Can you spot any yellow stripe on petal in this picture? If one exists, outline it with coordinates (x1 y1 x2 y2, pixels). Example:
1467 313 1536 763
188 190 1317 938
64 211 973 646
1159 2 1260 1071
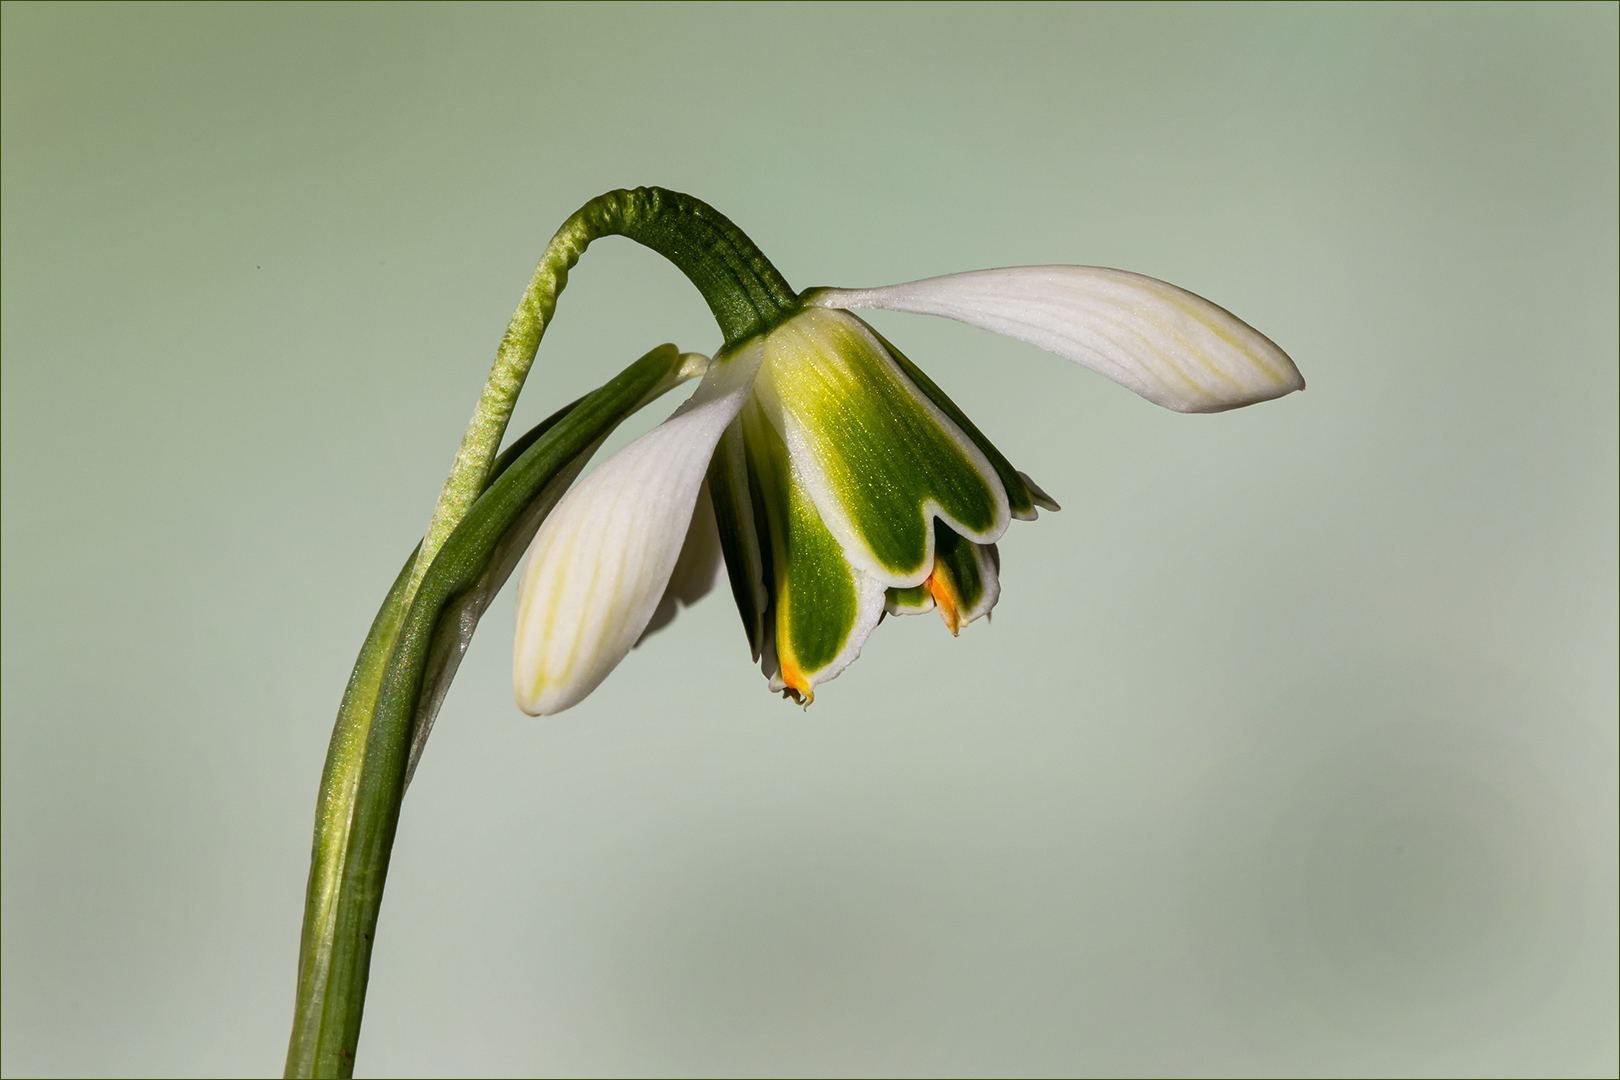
741 394 887 704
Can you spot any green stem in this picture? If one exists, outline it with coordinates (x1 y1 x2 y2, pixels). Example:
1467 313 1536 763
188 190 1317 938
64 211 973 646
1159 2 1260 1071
413 187 797 596
284 547 416 1078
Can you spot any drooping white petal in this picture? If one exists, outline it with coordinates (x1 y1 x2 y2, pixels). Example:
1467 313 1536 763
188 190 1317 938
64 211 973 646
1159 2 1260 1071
513 342 764 715
808 266 1303 413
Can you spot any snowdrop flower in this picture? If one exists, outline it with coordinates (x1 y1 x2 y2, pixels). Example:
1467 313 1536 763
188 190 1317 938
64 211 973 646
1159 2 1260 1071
514 253 1300 714
290 187 1305 1076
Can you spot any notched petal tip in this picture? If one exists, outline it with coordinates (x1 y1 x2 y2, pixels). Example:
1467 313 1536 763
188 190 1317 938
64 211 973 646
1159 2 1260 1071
755 308 1012 586
885 583 936 616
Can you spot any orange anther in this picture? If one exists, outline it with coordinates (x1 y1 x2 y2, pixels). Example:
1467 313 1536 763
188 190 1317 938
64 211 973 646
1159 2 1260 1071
778 656 815 706
925 566 962 636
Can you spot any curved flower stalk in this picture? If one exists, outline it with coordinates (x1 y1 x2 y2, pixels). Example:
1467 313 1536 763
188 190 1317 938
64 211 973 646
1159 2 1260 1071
289 186 1300 1078
514 209 1302 712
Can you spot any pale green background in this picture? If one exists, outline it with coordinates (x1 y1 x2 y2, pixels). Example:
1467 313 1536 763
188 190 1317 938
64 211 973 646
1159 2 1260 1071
2 3 1615 1077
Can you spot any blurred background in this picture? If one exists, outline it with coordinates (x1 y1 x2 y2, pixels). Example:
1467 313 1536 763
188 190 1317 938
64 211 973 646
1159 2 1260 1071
3 3 1615 1076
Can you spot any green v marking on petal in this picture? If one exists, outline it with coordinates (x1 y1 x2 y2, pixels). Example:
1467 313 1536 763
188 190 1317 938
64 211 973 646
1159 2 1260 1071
868 326 1037 520
762 310 1007 580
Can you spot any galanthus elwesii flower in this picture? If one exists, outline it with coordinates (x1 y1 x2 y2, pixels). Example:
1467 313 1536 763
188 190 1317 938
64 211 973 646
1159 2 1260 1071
291 188 1304 1077
514 261 1302 714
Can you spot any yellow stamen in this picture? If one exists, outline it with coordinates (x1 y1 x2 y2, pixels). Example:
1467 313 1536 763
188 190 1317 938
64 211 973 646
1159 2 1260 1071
925 565 961 636
778 656 815 706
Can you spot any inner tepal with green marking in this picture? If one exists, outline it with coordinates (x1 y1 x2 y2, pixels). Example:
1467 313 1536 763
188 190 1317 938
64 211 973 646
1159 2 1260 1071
718 305 1047 703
